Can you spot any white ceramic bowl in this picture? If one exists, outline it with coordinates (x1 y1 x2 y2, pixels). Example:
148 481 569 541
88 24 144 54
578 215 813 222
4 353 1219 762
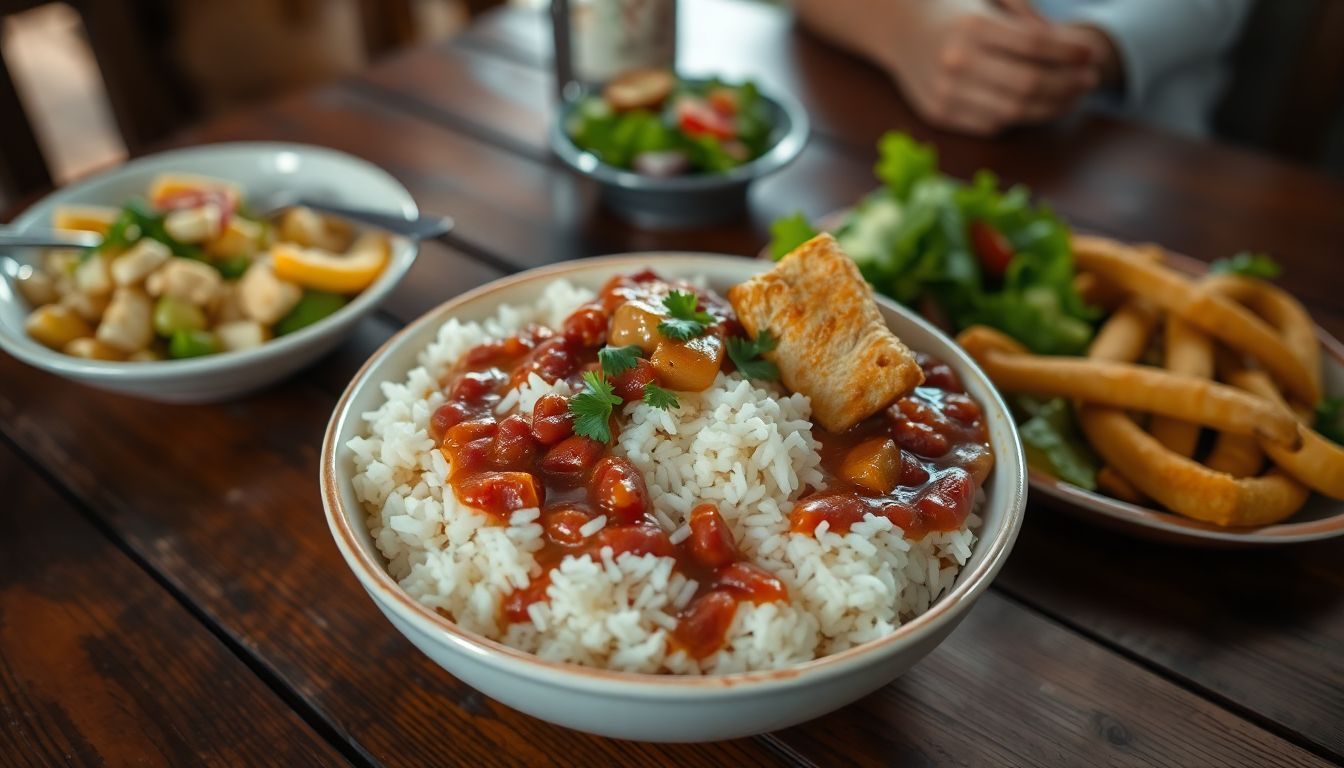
321 254 1027 742
0 142 418 402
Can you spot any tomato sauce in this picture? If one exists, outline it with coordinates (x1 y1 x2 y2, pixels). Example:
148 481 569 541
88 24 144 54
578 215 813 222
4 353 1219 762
426 271 992 660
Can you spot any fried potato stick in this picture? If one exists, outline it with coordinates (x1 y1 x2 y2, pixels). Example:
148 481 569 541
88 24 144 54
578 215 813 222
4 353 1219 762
1097 466 1148 504
1147 318 1213 457
956 326 1300 447
1076 405 1308 526
1070 234 1320 404
1223 368 1344 500
1201 273 1322 402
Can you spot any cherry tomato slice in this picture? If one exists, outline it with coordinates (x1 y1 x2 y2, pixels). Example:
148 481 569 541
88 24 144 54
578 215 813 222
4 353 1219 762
969 220 1014 277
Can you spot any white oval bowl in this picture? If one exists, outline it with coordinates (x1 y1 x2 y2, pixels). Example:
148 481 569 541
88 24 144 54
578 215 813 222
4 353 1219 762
321 254 1027 742
0 142 418 402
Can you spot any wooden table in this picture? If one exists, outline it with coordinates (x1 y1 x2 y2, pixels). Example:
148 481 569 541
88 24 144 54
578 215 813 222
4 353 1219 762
4 1 1343 765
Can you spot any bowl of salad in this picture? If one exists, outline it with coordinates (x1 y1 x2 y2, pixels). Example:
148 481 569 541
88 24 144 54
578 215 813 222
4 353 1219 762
0 142 418 402
551 69 808 228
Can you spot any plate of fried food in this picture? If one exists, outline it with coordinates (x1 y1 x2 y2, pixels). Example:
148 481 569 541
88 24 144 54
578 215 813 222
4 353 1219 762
765 132 1344 545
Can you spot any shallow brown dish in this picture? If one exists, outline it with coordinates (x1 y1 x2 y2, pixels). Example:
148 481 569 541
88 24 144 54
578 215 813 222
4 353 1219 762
762 211 1344 546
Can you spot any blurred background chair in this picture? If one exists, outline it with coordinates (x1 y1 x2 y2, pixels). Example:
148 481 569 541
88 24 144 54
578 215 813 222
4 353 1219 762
1 0 1342 211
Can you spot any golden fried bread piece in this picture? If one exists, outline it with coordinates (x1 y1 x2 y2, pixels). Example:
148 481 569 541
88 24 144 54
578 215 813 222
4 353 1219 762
727 234 923 432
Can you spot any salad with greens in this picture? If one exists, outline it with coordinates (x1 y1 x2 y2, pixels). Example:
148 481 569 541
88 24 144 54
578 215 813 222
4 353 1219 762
566 69 775 176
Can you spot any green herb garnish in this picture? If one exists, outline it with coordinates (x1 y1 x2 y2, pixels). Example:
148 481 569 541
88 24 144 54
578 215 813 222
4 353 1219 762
727 329 780 381
1210 251 1282 279
642 383 679 410
1013 396 1100 490
569 371 622 443
657 290 714 340
1316 397 1344 446
598 344 643 377
769 212 818 259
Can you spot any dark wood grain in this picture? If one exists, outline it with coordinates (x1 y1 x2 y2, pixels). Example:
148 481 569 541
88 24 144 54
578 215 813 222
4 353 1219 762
0 442 347 767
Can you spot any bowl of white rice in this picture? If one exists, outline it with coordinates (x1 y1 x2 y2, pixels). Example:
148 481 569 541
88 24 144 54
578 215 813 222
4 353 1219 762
321 254 1026 742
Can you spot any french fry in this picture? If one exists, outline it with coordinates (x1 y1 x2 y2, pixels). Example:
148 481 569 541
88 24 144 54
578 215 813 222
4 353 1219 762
1223 368 1344 500
1088 299 1157 363
1097 466 1148 504
1076 406 1309 526
956 326 1300 447
1204 433 1264 478
1070 234 1320 405
1147 318 1213 457
1201 273 1322 404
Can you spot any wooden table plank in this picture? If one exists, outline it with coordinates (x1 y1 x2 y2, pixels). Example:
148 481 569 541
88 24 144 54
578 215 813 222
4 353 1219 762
0 443 348 767
2 326 1330 767
446 2 1344 324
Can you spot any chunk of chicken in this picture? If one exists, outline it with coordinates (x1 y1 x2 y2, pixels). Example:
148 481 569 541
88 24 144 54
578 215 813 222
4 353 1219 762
205 216 262 257
163 203 224 244
59 291 110 323
727 233 923 432
209 282 248 324
63 337 126 361
278 206 353 253
146 257 222 306
15 269 57 306
95 288 154 352
73 253 114 297
110 239 171 286
237 261 302 325
215 320 271 352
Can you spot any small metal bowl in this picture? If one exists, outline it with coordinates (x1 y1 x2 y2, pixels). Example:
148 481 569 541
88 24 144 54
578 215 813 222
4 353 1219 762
550 82 809 229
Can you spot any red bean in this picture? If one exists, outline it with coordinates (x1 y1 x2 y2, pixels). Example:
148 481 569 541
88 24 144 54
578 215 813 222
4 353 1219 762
538 436 605 483
562 303 609 347
453 471 544 518
611 358 657 402
589 457 651 524
440 418 498 473
920 360 964 392
591 523 675 559
530 393 574 445
687 503 737 568
714 562 787 604
450 369 506 402
943 393 982 425
789 492 870 534
512 337 578 386
915 468 975 532
489 414 538 468
429 400 473 440
899 449 931 487
542 504 594 546
672 591 738 660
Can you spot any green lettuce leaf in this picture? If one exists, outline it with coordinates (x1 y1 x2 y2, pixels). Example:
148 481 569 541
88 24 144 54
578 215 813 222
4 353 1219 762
768 212 818 259
1014 397 1100 490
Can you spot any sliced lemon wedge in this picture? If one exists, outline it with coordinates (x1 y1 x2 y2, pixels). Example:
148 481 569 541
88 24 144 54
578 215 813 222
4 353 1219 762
270 233 389 294
53 204 119 235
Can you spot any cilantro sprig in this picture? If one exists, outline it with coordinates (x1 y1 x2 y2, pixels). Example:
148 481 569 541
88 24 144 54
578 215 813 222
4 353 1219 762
643 383 679 410
727 329 780 381
569 371 622 443
657 290 715 341
598 344 643 376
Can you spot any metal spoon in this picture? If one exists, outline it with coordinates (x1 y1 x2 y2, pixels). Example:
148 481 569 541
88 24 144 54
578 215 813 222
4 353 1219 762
249 190 455 241
0 230 101 250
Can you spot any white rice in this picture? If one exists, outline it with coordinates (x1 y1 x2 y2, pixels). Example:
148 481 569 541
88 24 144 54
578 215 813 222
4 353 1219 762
349 279 979 674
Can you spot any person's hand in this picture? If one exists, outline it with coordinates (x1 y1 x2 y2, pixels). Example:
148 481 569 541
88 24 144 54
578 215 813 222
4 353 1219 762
880 0 1106 135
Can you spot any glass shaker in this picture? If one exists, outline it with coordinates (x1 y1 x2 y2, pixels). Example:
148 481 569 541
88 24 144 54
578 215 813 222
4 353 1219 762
551 0 678 99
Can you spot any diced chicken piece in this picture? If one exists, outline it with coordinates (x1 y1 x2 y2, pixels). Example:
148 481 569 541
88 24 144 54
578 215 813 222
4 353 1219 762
15 269 57 306
237 261 302 325
43 249 82 279
215 320 270 352
205 216 262 257
128 348 164 362
25 305 93 350
146 257 222 306
650 333 724 391
73 254 114 297
52 204 119 235
110 239 171 286
727 233 924 432
95 288 155 352
209 282 247 324
163 203 224 244
63 337 126 361
278 206 352 252
59 291 110 322
609 299 665 353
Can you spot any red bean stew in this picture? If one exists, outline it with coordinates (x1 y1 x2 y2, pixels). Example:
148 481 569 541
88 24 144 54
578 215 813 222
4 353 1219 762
426 271 993 658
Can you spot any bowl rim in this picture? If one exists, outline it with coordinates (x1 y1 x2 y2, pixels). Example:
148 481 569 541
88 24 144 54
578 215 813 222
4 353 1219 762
0 141 419 381
549 80 810 192
321 253 1027 694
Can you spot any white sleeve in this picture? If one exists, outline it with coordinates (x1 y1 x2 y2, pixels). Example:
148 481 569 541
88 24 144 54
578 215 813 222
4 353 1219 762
1055 0 1254 104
